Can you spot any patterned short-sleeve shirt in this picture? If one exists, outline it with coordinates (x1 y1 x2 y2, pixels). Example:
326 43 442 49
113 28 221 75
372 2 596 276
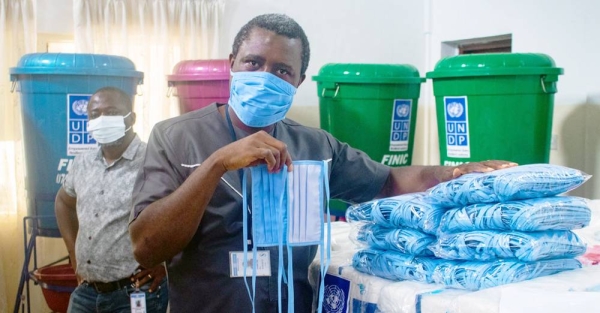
63 135 146 282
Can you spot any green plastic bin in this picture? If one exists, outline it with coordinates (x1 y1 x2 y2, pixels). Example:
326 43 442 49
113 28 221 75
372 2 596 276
313 63 425 216
314 63 425 166
426 53 563 166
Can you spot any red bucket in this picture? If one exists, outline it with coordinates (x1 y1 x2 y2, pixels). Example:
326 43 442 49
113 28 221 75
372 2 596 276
168 59 231 114
33 264 78 313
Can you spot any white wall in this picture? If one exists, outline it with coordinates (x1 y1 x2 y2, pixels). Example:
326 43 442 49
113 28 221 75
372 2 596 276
428 0 600 198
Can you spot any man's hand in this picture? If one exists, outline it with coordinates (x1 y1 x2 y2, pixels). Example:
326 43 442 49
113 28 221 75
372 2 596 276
132 264 167 293
214 130 293 173
381 160 519 197
447 160 518 181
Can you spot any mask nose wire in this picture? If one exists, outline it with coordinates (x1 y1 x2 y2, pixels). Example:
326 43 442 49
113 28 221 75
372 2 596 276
181 163 249 214
180 163 243 198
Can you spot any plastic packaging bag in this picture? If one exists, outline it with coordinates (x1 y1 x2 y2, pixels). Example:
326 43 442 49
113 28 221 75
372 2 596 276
350 222 436 256
345 193 418 225
430 230 586 262
346 192 446 235
438 196 591 234
427 164 590 208
432 258 582 291
352 248 443 283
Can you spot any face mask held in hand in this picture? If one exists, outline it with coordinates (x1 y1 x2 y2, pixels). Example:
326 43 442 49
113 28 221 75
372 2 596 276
241 160 331 313
87 112 132 144
228 71 297 128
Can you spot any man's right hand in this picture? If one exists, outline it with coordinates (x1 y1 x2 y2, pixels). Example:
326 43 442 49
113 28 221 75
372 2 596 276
214 130 293 173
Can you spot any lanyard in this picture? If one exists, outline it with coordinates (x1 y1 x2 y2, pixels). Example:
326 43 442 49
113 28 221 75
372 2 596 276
225 106 245 184
225 105 254 248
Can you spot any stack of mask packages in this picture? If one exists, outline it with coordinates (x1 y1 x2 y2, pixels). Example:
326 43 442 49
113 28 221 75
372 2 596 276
346 164 592 295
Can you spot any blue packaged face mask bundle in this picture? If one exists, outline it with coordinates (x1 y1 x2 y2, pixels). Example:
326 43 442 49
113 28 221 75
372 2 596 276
345 199 380 223
432 258 582 291
350 222 436 256
372 193 446 235
438 196 591 234
345 192 446 235
427 164 591 208
430 230 587 262
242 160 330 313
352 248 443 283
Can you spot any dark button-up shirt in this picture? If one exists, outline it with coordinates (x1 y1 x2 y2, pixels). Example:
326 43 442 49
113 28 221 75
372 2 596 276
131 104 389 312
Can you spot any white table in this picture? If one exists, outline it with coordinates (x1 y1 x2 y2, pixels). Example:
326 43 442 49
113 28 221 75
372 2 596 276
310 200 600 313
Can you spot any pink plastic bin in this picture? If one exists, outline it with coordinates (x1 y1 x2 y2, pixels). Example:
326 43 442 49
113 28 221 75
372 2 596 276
168 59 230 114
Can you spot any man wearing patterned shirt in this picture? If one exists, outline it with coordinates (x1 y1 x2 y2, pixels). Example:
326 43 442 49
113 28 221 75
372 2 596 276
55 87 168 313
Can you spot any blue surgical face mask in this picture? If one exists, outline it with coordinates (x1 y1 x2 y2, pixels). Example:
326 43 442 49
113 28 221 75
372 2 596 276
242 160 331 313
229 71 297 128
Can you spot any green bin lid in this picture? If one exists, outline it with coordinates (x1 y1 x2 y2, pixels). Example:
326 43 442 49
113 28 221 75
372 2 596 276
426 53 563 78
10 53 144 79
312 63 425 84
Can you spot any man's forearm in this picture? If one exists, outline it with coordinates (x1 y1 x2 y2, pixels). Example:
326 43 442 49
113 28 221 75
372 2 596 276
130 154 227 268
55 189 79 271
378 161 516 198
379 165 453 198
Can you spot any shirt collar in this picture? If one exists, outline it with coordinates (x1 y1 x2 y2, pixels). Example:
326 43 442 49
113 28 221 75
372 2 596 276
94 134 142 163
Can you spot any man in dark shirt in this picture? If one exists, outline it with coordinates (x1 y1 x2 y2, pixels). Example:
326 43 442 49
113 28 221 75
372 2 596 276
129 13 515 312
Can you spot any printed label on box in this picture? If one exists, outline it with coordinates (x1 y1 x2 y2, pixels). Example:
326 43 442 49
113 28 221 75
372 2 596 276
389 99 412 152
67 94 96 156
322 274 351 313
444 96 470 158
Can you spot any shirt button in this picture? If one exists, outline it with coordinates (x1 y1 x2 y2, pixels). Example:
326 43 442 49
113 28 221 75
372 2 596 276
87 260 91 264
88 236 92 240
99 190 104 195
95 213 99 217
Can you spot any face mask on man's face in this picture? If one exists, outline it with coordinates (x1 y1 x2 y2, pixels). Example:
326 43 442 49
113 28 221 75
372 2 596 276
87 112 132 144
228 71 297 127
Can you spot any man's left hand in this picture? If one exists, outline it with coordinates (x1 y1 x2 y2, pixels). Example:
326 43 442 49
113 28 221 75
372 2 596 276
449 160 518 180
132 264 166 293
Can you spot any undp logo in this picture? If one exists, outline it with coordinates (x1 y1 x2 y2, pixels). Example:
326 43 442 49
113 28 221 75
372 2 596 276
323 284 346 313
72 99 89 116
447 101 464 118
396 103 410 118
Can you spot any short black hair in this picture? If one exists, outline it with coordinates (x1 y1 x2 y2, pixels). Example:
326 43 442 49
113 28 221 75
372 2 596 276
92 86 133 111
232 13 310 75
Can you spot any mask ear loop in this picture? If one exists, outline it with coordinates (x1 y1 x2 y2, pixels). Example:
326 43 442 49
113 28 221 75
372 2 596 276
277 165 288 313
241 170 256 312
317 160 331 313
286 163 302 313
124 112 133 133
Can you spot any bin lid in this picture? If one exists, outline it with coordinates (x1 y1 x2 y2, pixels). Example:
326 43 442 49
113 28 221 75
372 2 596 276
312 63 425 84
10 53 144 78
426 53 563 78
168 59 230 82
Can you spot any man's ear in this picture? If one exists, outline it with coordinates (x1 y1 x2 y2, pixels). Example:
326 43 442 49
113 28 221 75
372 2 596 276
297 74 306 88
228 53 235 70
129 112 137 126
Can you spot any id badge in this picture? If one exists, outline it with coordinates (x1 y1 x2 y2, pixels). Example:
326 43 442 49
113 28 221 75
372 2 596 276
229 250 271 277
130 291 146 313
